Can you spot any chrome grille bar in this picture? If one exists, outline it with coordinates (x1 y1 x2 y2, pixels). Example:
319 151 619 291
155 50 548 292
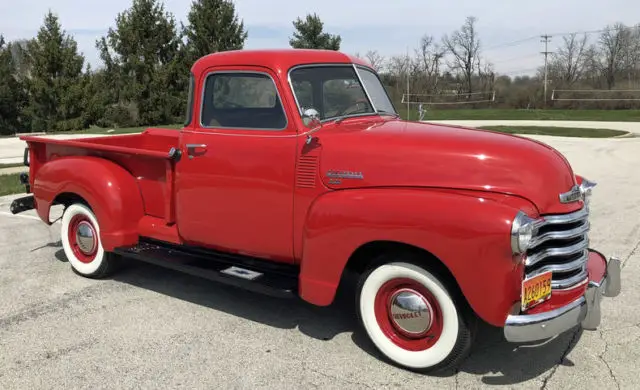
524 206 590 290
525 238 589 267
528 222 590 248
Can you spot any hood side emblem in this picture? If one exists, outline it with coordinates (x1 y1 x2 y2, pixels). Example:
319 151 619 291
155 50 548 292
326 170 364 185
559 185 582 203
326 170 364 179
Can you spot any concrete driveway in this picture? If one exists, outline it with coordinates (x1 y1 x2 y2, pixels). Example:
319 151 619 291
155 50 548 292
0 134 639 389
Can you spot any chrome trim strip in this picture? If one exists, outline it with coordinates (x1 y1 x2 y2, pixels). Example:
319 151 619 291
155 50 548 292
525 237 589 266
352 64 377 113
199 70 289 131
355 65 399 115
528 221 590 249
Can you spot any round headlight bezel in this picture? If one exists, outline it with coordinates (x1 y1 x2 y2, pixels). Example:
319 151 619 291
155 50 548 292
511 211 537 255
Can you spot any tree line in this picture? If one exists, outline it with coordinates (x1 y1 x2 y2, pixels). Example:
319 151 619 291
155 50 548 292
2 2 640 135
0 0 338 135
357 17 640 110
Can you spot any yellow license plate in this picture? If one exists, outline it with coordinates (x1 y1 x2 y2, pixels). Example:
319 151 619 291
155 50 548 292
521 271 552 310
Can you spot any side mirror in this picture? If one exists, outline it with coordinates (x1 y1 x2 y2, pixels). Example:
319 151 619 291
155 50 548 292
302 108 321 129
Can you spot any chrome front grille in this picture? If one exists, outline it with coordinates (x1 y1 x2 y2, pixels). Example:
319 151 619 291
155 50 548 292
524 207 590 290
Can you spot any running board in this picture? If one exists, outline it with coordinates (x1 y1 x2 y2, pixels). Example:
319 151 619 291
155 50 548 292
113 239 299 299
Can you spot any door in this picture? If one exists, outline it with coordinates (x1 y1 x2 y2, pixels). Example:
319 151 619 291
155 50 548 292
175 67 298 263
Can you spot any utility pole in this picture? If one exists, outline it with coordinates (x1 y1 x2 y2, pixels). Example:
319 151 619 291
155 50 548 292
541 34 552 107
406 46 410 120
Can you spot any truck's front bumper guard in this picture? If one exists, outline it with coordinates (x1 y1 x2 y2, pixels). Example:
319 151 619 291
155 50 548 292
504 251 621 343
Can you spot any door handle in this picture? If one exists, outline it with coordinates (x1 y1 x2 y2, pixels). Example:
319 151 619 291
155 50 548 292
186 144 207 158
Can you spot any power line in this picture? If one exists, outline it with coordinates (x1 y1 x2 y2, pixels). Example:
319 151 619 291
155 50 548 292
483 23 640 53
491 53 540 64
484 36 539 51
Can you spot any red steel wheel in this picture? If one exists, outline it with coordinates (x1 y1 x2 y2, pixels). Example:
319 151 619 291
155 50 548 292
61 203 118 278
374 278 444 351
67 214 98 264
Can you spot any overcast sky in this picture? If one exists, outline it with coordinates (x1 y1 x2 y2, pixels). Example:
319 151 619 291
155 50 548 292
1 0 640 76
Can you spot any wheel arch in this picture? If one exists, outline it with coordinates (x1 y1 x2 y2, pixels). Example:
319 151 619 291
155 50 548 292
32 156 144 251
343 240 468 305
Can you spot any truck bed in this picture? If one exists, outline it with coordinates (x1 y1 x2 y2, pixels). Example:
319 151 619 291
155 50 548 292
21 128 180 221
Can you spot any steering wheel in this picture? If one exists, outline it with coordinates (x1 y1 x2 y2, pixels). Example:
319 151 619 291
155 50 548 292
334 99 371 117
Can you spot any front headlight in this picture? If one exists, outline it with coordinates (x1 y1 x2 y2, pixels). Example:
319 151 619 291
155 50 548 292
579 178 597 206
511 211 536 255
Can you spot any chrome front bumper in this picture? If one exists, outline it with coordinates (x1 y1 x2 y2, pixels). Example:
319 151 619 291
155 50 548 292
504 253 621 343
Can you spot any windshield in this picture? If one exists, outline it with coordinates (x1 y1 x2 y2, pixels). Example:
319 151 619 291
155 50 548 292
289 65 397 121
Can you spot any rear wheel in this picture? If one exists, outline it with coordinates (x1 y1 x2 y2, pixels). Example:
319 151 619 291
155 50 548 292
60 203 118 278
356 260 474 373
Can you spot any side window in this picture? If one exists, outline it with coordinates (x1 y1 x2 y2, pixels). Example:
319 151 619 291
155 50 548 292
201 72 287 130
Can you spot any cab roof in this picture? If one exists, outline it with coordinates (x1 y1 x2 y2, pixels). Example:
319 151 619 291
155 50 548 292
191 49 372 76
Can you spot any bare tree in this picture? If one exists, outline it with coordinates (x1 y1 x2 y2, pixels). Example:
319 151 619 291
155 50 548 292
414 34 445 93
618 24 640 88
549 33 589 85
364 50 385 72
442 16 481 95
598 23 628 89
387 54 411 95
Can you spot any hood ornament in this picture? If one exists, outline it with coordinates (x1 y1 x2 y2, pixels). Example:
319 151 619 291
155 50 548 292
559 185 582 204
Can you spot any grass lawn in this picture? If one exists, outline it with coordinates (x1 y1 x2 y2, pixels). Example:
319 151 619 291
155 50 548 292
0 173 25 196
0 163 26 169
478 125 629 138
401 108 640 122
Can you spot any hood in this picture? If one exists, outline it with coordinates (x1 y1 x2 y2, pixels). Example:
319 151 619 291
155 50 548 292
317 117 581 214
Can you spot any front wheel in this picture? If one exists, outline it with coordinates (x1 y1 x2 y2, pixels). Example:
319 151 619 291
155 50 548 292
356 261 474 373
60 203 118 279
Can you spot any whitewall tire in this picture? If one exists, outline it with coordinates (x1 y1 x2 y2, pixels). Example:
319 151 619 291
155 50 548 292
60 203 117 278
356 261 473 373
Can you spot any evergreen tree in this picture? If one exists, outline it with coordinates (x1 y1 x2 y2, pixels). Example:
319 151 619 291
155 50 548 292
184 0 248 63
289 13 341 51
26 11 85 132
0 36 28 135
97 0 182 125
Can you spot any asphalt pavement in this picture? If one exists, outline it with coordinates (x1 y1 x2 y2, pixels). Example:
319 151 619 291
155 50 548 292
0 134 639 389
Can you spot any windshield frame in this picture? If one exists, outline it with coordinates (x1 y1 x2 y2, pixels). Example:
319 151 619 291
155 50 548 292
287 63 398 123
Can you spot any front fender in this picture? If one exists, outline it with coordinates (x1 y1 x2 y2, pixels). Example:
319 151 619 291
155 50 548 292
33 156 144 251
299 188 537 327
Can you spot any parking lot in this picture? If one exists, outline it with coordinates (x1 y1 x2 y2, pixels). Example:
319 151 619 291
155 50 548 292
1 134 639 389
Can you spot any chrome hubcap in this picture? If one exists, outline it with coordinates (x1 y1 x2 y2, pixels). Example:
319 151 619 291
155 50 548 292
389 289 433 336
75 221 96 255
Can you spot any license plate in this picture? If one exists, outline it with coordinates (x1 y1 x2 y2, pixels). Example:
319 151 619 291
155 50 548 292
521 271 552 310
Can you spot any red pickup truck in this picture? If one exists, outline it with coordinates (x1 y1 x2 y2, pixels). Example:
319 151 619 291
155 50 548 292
11 49 621 373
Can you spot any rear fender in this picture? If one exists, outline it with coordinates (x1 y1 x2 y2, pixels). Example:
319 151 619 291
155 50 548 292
299 188 536 327
33 156 144 251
